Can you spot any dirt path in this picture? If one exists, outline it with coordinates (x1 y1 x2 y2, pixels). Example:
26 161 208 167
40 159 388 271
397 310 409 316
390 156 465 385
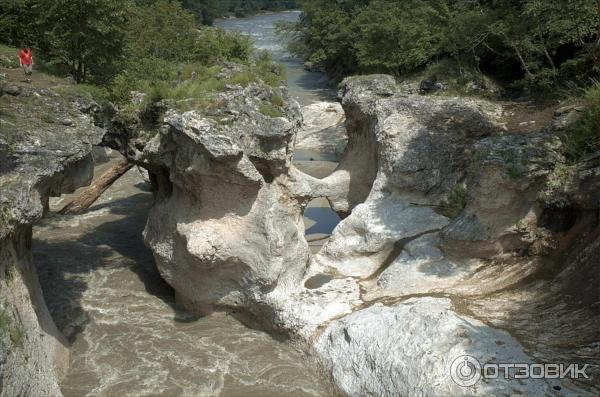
499 100 560 134
2 66 67 90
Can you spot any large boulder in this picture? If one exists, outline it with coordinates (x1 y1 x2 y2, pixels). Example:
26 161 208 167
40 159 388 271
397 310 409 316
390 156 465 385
316 298 563 397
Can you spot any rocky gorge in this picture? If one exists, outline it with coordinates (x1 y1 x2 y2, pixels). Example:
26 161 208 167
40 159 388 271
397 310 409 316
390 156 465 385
109 71 598 395
1 18 599 397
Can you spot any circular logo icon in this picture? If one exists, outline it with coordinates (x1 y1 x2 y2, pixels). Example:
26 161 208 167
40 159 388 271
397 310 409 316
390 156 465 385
450 355 482 387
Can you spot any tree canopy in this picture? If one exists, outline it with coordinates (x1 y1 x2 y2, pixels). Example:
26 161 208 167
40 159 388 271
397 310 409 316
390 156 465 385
286 0 600 92
177 0 299 24
0 0 258 84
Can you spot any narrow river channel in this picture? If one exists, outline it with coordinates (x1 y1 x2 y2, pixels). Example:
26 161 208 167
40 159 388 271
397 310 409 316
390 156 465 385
33 11 340 397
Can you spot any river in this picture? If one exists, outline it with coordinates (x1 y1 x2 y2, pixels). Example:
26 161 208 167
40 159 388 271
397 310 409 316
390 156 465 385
217 12 343 252
215 11 335 107
33 11 340 397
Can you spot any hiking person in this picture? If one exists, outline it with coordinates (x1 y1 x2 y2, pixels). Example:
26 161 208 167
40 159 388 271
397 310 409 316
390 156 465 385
19 48 33 81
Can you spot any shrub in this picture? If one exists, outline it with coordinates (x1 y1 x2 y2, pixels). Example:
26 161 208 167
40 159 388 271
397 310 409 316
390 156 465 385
260 103 284 118
271 94 284 107
110 74 137 104
255 51 285 87
0 44 19 68
437 185 468 219
193 27 252 65
562 84 600 163
229 71 255 87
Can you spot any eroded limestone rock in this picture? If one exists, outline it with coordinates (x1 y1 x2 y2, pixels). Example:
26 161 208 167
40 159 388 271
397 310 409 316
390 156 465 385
306 75 599 394
0 86 104 396
132 83 312 319
311 74 503 278
315 198 449 278
295 101 346 156
115 72 598 395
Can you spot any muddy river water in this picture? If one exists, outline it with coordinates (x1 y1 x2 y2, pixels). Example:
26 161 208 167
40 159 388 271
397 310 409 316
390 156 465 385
33 11 342 397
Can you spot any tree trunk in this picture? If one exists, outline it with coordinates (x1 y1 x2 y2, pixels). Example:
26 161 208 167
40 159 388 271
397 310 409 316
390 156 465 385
76 59 83 83
513 44 534 79
58 159 134 215
596 0 600 71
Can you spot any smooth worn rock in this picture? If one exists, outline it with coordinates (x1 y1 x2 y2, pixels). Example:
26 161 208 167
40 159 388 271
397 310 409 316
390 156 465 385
268 275 362 339
314 198 449 278
61 118 74 126
362 233 481 300
295 101 347 156
316 298 569 397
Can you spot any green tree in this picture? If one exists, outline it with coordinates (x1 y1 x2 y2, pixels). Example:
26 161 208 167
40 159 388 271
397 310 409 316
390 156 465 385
181 0 220 25
36 0 129 84
0 0 40 48
122 0 204 83
290 0 599 92
126 0 197 63
353 0 449 74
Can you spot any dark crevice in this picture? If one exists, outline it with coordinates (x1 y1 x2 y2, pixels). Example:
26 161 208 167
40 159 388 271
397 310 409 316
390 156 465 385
149 167 173 201
249 156 275 183
305 273 334 289
539 205 578 233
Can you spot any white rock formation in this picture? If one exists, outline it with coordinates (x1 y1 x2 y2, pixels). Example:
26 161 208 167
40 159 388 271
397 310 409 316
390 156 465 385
295 101 346 155
142 107 309 318
303 75 597 395
362 233 482 300
316 298 563 397
120 74 597 395
314 198 449 278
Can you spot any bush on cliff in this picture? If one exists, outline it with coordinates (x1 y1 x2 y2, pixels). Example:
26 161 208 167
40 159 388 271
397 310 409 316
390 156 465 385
562 84 600 163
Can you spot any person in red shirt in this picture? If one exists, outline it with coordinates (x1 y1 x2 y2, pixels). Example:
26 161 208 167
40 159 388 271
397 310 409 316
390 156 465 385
19 48 33 80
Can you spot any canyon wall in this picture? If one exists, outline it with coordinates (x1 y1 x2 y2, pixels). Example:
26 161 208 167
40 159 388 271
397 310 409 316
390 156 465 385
306 75 599 396
0 86 104 395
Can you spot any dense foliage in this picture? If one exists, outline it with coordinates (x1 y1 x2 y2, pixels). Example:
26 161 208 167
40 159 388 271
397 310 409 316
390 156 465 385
1 0 131 83
170 0 298 24
563 84 600 162
0 0 257 86
286 0 600 92
0 0 289 125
